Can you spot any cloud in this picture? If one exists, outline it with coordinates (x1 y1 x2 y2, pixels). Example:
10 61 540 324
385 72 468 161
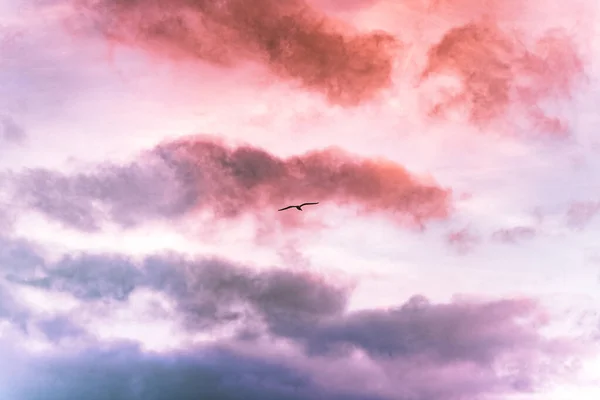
3 242 349 332
0 282 28 331
12 136 452 231
75 0 398 106
36 315 87 342
491 226 536 243
288 295 545 361
12 154 200 232
0 237 585 400
565 201 600 229
445 227 479 254
0 115 26 144
420 21 584 134
5 341 386 400
309 0 380 12
0 236 51 331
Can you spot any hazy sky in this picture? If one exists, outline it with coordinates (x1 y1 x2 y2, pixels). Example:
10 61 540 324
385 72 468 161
1 0 600 399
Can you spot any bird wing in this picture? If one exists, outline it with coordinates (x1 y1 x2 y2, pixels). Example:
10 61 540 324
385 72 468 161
278 205 294 211
299 202 319 207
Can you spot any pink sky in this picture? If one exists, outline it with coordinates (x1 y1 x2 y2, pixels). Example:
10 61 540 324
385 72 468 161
1 0 600 399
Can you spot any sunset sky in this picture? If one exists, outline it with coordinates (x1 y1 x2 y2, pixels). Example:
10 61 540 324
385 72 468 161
1 0 600 399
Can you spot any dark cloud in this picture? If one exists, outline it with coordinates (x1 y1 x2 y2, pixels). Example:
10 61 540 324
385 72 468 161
0 238 580 400
6 341 386 400
13 136 451 231
0 237 45 277
36 315 87 342
4 244 349 331
0 283 28 332
0 237 47 331
75 0 397 106
286 295 542 363
420 21 583 133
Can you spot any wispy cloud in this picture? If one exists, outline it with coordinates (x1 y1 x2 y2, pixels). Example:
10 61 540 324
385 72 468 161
420 22 584 134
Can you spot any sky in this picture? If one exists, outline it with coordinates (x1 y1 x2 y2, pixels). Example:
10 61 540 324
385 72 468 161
1 0 600 399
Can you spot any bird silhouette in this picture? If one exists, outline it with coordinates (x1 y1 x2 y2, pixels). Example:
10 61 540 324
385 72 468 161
278 202 319 211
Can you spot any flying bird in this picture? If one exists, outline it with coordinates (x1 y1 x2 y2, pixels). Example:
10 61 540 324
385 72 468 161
278 202 319 211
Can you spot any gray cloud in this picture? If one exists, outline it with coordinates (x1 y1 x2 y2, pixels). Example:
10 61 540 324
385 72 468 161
2 240 349 332
287 295 542 364
0 282 28 332
12 154 201 231
0 116 26 144
35 315 87 343
0 237 581 400
6 341 385 400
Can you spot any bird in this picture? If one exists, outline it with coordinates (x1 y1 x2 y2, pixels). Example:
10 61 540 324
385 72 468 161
278 202 319 211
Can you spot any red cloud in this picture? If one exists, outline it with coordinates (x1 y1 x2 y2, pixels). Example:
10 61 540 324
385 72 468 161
420 21 584 134
75 0 397 106
158 136 452 227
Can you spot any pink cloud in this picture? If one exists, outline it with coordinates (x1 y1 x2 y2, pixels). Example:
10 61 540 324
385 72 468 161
74 0 398 106
566 201 600 229
14 135 452 231
446 226 480 253
420 21 584 134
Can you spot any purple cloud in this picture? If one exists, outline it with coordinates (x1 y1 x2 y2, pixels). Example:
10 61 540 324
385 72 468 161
0 115 26 144
566 201 600 229
491 226 537 244
11 136 451 232
0 236 581 400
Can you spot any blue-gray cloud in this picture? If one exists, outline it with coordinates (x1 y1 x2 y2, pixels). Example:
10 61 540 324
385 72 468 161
2 238 349 332
0 236 578 400
5 341 385 400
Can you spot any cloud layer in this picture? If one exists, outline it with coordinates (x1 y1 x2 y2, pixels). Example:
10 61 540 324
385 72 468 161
0 238 579 400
